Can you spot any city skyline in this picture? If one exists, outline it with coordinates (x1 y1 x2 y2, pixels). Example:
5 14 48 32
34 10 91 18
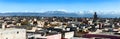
0 0 120 13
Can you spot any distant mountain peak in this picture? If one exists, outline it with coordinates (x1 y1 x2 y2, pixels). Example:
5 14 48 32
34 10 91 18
43 11 67 13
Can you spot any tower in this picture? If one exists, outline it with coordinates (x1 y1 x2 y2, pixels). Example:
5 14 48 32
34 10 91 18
93 12 98 23
94 12 98 19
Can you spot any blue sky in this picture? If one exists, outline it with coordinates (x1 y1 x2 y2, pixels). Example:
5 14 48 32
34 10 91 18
0 0 120 12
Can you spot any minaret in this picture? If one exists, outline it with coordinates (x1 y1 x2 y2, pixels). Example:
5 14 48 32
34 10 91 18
94 12 97 19
93 12 98 23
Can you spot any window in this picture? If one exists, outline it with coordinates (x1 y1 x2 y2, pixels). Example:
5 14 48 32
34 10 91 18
17 31 19 34
6 38 8 39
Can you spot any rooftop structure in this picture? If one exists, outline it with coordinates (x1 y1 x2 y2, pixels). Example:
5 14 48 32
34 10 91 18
0 28 26 39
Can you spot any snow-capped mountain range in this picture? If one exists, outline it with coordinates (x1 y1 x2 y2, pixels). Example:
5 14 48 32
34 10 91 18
0 11 120 18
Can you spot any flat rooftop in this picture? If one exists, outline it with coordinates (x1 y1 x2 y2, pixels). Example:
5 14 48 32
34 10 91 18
0 28 25 32
88 32 120 36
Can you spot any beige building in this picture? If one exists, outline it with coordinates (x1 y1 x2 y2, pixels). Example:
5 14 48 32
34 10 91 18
37 21 45 27
0 28 26 39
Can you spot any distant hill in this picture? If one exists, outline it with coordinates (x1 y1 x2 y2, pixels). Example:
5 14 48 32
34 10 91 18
0 11 119 18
